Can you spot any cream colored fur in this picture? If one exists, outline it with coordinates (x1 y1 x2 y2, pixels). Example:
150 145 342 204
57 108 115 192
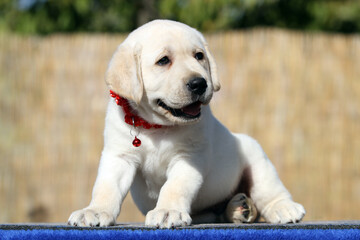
68 20 305 228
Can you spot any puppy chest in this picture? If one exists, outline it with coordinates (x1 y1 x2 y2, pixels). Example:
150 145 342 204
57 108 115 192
140 153 170 193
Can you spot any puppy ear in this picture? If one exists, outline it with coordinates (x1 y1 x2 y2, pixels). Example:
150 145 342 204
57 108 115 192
205 45 221 92
105 43 143 104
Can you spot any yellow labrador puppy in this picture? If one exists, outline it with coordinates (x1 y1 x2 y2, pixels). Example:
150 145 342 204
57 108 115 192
68 20 305 228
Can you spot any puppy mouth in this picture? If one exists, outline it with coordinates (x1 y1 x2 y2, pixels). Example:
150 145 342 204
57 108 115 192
157 100 202 119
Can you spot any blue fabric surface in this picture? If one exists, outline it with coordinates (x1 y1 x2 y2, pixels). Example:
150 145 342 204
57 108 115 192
1 222 360 240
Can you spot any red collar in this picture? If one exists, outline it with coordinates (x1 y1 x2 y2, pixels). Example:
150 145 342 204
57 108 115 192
110 90 162 129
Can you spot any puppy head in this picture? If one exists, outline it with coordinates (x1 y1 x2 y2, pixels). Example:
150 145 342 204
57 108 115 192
105 20 220 125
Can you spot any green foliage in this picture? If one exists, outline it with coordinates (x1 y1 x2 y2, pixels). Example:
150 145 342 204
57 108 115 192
158 0 360 33
0 0 138 34
1 0 360 34
158 0 247 31
309 0 360 33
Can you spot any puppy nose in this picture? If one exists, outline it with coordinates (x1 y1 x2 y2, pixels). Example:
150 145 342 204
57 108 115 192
186 77 207 95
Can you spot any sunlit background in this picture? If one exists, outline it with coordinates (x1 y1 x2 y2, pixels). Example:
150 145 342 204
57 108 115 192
0 0 359 223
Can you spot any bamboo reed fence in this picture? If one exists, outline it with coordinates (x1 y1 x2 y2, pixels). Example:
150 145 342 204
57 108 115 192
0 29 359 223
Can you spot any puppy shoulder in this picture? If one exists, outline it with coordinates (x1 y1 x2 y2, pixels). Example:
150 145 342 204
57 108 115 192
233 133 266 159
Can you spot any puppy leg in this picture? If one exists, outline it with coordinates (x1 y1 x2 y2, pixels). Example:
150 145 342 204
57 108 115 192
239 135 306 223
145 160 203 228
68 154 137 227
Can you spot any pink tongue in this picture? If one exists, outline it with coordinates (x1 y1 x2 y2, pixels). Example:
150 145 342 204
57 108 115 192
182 101 202 116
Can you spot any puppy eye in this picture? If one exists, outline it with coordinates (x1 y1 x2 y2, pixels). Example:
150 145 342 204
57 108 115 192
156 56 170 66
195 52 204 60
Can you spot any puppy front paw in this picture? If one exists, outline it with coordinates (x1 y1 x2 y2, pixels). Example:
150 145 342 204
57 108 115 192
262 199 305 224
68 208 115 227
145 209 191 228
225 193 258 223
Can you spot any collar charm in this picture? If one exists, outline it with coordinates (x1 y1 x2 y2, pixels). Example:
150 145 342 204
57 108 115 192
132 136 141 147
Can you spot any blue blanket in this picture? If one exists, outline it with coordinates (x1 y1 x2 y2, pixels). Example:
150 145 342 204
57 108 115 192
1 221 359 240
